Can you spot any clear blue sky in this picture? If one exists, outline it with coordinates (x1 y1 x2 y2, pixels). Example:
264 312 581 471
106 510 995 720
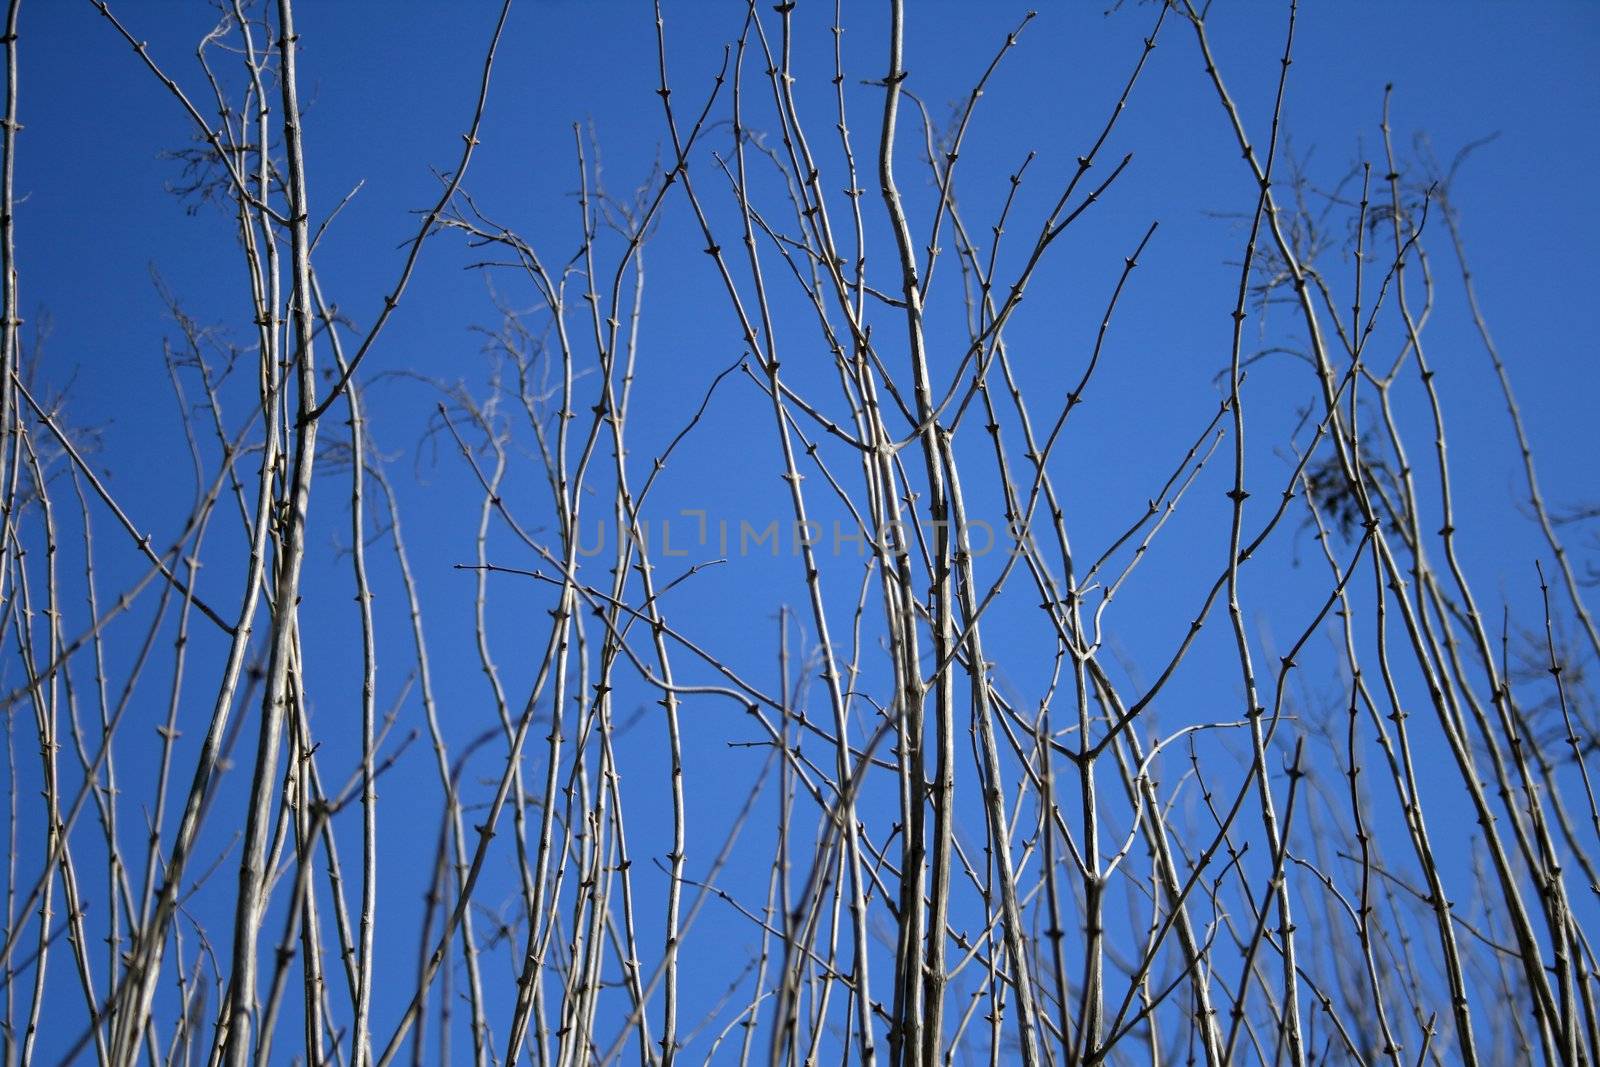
9 1 1599 1061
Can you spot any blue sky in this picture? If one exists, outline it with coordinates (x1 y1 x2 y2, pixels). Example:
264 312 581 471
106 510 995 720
9 1 1600 1061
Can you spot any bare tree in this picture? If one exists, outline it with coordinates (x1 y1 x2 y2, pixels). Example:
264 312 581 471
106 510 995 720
1 2 1596 1065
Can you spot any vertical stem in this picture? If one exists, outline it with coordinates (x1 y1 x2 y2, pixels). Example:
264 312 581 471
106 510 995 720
225 1 319 1060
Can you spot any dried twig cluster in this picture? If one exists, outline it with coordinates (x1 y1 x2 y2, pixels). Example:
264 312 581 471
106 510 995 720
1 2 1596 1066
